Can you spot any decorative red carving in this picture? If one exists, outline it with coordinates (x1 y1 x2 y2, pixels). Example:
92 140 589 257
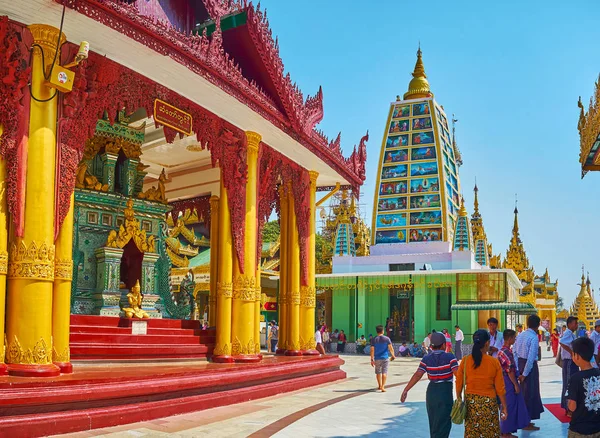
202 0 244 20
168 195 211 230
350 131 368 183
52 50 247 266
256 144 280 265
55 0 366 191
245 4 324 136
0 17 31 236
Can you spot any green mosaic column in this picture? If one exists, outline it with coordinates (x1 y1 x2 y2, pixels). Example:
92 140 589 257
356 280 366 339
94 247 123 316
123 158 139 197
141 252 161 318
100 153 118 192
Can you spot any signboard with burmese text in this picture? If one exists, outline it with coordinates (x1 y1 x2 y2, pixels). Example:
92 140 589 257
154 99 193 136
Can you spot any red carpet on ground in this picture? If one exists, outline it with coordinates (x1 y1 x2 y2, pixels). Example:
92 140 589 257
544 403 571 423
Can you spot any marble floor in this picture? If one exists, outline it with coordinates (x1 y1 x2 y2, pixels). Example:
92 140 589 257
54 348 569 438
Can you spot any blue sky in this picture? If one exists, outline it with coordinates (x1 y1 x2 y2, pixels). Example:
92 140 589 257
260 0 600 306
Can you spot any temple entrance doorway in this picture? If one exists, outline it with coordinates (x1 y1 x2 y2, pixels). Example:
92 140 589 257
388 289 414 343
120 240 143 290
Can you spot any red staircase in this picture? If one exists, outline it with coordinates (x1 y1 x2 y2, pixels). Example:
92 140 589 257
70 315 215 360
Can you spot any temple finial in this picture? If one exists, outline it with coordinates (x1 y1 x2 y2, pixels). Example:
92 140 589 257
473 179 480 215
403 46 433 100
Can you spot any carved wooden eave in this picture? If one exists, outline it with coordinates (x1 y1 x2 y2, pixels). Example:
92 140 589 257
578 76 600 178
54 0 367 189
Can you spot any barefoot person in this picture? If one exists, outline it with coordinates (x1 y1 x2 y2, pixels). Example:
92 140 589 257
498 329 531 437
370 324 396 392
401 332 458 438
457 330 508 437
514 314 545 430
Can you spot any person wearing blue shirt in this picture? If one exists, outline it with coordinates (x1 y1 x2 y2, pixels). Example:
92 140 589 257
370 325 396 392
514 314 545 431
560 316 580 415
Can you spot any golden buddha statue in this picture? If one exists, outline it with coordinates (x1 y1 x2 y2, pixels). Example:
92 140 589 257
122 280 149 319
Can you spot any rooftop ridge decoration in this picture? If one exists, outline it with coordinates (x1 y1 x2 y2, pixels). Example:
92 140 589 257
56 0 366 188
578 76 600 177
245 2 324 135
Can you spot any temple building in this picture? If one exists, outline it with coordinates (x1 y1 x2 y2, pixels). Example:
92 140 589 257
372 47 461 246
569 271 600 330
501 205 559 329
0 1 366 433
316 49 526 344
578 75 600 177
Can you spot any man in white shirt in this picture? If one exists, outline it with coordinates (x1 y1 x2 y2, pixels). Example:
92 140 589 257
454 325 464 360
422 332 431 353
487 317 504 358
560 316 579 413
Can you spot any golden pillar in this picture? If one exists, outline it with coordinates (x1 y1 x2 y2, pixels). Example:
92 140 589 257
0 125 8 375
213 178 233 363
208 195 219 328
255 267 262 354
285 183 301 356
6 24 64 377
276 185 289 354
52 192 74 373
231 132 261 362
300 171 319 355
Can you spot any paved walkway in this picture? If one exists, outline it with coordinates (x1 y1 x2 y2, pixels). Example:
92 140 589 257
56 349 568 437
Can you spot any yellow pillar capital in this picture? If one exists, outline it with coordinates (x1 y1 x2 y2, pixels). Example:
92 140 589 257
245 131 262 152
309 171 319 184
28 24 66 55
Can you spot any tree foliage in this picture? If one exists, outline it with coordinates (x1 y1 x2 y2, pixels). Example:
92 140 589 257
262 220 280 243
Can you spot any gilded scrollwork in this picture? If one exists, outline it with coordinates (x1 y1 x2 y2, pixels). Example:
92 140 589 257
106 199 155 253
6 335 52 364
290 289 301 305
0 249 7 275
53 345 70 363
232 275 256 301
138 168 168 204
8 240 55 281
231 336 256 356
300 285 316 307
54 259 74 281
217 282 233 298
213 342 231 356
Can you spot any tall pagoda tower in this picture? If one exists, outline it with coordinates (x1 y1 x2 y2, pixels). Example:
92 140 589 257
372 48 462 246
570 270 600 329
452 199 473 251
502 205 559 329
471 183 490 266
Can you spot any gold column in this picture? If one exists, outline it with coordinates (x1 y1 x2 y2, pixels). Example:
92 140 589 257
52 192 74 373
300 171 319 354
6 24 64 377
231 132 261 362
0 126 8 375
213 178 233 363
286 182 301 355
208 195 219 328
276 186 288 353
255 267 261 354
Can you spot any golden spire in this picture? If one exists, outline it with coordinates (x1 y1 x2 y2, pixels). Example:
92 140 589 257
511 195 519 243
458 197 468 217
473 182 480 216
403 46 433 100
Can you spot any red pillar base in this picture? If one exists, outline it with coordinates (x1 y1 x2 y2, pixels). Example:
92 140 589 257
8 363 60 377
212 355 235 363
232 354 262 363
54 362 73 374
275 348 287 355
284 350 303 356
0 362 7 375
301 349 320 356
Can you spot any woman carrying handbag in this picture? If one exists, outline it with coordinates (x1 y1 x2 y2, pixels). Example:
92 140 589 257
456 330 508 438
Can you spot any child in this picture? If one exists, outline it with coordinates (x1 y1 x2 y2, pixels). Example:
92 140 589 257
567 337 600 437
